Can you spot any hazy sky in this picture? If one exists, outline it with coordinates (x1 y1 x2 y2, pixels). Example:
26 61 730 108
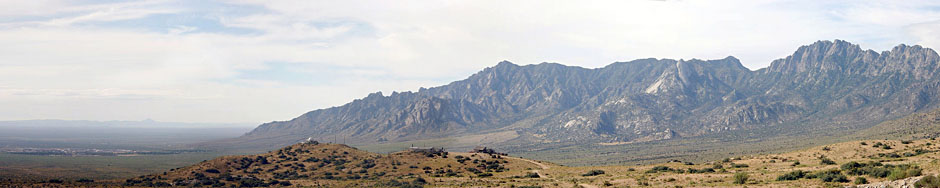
1 0 939 123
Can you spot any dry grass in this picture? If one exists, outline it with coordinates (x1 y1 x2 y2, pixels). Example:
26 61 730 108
10 138 940 187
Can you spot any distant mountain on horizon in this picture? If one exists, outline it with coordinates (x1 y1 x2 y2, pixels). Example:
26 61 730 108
214 40 940 162
0 119 259 129
0 119 256 150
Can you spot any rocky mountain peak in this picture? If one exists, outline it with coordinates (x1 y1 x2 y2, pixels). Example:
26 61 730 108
764 40 868 74
491 61 519 71
366 91 384 98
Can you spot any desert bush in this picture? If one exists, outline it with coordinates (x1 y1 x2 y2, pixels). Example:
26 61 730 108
776 170 806 181
582 170 606 176
646 166 674 173
915 175 940 188
524 172 540 178
887 165 921 180
731 163 749 168
806 169 848 182
819 157 837 165
733 172 748 184
854 177 868 184
712 164 723 169
687 168 715 173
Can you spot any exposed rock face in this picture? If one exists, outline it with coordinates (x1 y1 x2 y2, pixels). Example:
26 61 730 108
849 176 923 188
231 40 940 150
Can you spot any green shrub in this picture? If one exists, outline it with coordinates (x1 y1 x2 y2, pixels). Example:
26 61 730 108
687 168 715 173
733 172 749 184
646 166 675 173
807 169 848 182
854 177 868 184
887 165 921 180
712 164 723 169
841 161 920 179
776 170 806 181
915 175 940 188
413 177 427 185
820 157 837 165
582 170 606 176
524 172 540 178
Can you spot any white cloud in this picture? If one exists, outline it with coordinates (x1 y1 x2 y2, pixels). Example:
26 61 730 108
0 0 939 123
168 25 197 35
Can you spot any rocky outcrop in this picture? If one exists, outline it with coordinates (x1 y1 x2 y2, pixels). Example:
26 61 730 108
849 176 923 188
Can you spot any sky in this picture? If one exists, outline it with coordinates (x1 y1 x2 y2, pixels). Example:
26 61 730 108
1 0 940 123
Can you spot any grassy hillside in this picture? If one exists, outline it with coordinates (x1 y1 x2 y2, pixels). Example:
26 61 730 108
122 142 548 187
13 137 940 187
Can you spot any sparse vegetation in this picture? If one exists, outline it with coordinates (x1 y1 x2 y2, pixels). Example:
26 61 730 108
17 137 940 187
841 161 922 180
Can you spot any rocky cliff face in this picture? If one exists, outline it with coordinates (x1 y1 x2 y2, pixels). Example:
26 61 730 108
232 40 940 149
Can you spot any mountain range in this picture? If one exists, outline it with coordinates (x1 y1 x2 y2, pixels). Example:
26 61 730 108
215 40 940 163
